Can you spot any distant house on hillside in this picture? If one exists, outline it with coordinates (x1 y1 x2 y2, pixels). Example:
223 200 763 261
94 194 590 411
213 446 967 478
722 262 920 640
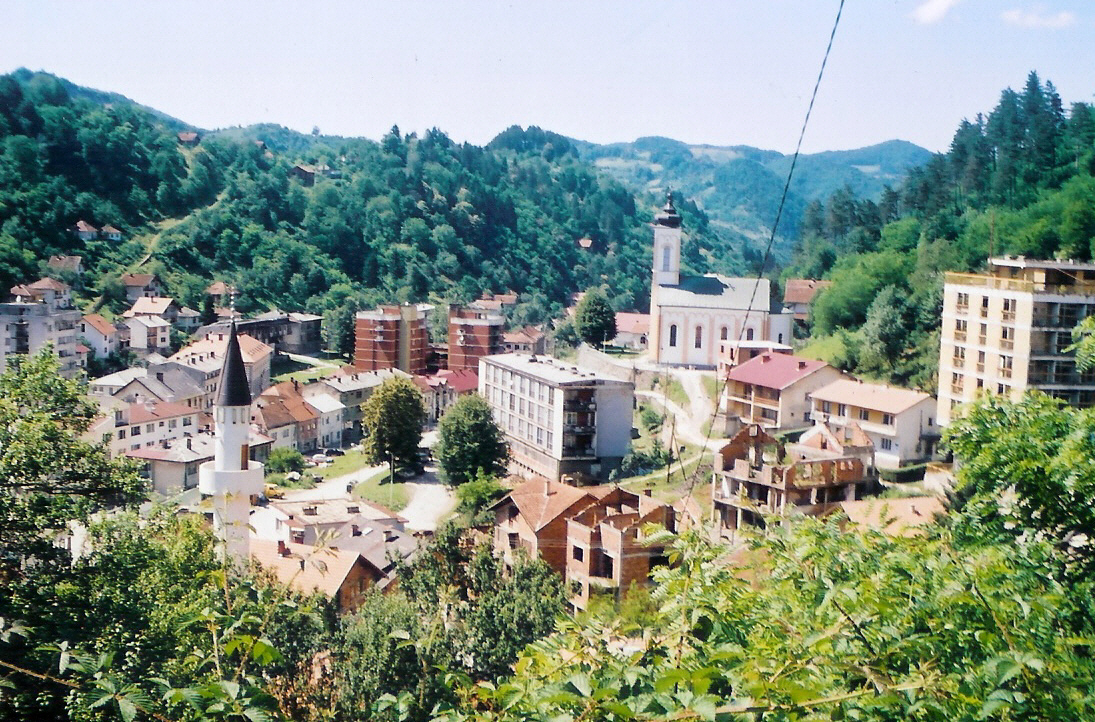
120 273 163 302
100 224 123 242
48 255 84 276
177 131 201 147
612 312 649 350
783 279 832 322
72 220 98 242
289 164 340 187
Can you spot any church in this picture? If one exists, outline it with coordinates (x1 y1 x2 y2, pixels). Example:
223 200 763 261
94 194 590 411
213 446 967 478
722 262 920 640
648 195 792 368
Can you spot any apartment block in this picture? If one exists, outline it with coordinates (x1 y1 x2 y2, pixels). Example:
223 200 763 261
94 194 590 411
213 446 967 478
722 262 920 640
938 257 1095 425
479 354 634 482
448 305 504 372
353 304 431 374
1 279 82 377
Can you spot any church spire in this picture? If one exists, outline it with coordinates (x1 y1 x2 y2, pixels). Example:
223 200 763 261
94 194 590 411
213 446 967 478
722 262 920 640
651 188 682 286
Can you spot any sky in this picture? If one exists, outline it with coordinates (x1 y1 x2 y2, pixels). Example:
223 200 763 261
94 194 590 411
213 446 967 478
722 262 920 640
3 1 1094 154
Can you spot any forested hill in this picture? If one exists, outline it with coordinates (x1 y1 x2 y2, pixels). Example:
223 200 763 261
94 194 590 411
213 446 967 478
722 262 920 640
783 70 1095 392
0 71 757 346
575 135 933 258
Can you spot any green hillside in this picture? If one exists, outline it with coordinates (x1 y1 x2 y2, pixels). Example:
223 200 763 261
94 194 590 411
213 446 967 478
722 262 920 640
576 135 933 259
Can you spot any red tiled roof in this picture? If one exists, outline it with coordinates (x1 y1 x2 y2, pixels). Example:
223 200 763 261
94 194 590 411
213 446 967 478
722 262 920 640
435 368 479 393
503 326 544 345
47 255 82 271
29 277 69 292
727 353 831 391
121 273 157 288
836 497 946 537
100 224 122 235
124 400 196 424
82 314 116 336
75 220 97 233
783 279 832 305
177 131 199 143
615 312 650 335
577 237 593 249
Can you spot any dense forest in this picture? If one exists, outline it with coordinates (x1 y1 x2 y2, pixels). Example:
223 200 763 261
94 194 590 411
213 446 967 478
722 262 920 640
786 71 1095 391
0 70 747 357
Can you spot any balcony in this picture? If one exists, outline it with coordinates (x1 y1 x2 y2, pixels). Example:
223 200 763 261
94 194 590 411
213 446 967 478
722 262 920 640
564 400 596 412
562 446 596 459
954 331 967 342
945 271 1095 296
1002 311 1016 322
565 424 596 434
999 368 1012 379
950 382 963 394
1001 339 1014 351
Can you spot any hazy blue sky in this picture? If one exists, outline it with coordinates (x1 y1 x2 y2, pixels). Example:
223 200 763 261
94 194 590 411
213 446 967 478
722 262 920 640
4 1 1093 153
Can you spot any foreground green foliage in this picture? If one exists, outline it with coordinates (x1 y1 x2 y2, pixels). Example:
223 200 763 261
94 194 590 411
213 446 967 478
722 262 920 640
438 522 1095 721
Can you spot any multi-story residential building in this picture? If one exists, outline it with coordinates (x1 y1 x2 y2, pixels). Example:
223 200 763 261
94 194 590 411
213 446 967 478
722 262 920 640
120 273 162 302
307 392 345 449
449 305 504 372
810 379 939 470
169 331 273 401
79 314 120 359
93 400 200 457
491 479 678 611
125 316 172 355
711 423 876 539
719 353 843 430
125 429 274 495
479 354 634 482
938 256 1095 425
255 381 321 453
353 304 431 374
1 278 82 377
303 367 411 442
199 311 323 355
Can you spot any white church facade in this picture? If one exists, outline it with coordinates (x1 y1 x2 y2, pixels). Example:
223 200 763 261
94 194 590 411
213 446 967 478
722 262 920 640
648 195 793 368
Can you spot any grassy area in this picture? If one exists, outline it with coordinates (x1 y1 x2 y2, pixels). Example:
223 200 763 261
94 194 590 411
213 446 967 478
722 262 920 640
271 354 341 384
701 373 720 404
651 376 689 409
796 332 856 365
310 450 378 479
353 468 410 512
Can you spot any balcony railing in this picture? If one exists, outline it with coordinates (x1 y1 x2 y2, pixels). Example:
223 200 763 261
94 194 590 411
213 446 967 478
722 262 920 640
945 271 1095 295
564 400 596 412
954 331 967 342
1001 339 1014 351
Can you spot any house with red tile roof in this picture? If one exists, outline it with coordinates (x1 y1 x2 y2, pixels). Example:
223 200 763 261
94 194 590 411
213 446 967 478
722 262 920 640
809 379 941 470
612 312 650 349
783 279 832 322
255 381 321 452
502 325 546 354
72 220 98 241
177 131 201 147
120 273 163 302
720 353 843 430
100 224 123 241
80 314 120 358
95 399 200 457
47 255 84 276
250 539 382 613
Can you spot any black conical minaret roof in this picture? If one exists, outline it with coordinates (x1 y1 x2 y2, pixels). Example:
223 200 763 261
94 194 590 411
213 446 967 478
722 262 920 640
217 322 252 407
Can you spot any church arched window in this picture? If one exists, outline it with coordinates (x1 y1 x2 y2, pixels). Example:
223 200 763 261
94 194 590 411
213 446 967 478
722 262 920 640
669 324 677 347
661 245 671 271
746 328 754 341
778 333 784 344
694 326 703 349
720 326 728 340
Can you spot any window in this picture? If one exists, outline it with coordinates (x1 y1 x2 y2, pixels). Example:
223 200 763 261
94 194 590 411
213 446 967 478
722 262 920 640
880 438 893 451
694 326 703 349
957 291 970 308
118 429 127 440
882 413 895 425
720 326 728 340
131 426 141 437
820 401 831 414
746 328 754 341
145 424 154 433
836 404 847 417
858 409 869 421
572 546 584 562
668 324 677 347
508 533 519 550
661 245 671 271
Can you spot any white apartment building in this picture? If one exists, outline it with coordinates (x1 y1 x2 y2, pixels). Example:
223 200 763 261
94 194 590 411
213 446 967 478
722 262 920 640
479 354 635 482
1 279 82 377
938 257 1095 426
810 379 940 470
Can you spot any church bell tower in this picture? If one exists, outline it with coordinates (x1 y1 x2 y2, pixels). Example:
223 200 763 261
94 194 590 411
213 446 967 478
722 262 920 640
651 191 682 287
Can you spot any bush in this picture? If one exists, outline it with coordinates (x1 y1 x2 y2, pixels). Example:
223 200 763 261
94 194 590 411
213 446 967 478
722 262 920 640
266 447 306 474
618 439 672 477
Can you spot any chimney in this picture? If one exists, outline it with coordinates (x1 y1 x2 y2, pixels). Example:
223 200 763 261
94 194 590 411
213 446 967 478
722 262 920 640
383 529 396 542
642 488 653 497
277 539 288 556
798 360 806 369
156 372 164 382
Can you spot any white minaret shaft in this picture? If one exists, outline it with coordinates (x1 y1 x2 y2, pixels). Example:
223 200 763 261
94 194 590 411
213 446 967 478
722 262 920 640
198 322 263 569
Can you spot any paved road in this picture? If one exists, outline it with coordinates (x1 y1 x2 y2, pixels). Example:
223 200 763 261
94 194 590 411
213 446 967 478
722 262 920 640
281 428 455 530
